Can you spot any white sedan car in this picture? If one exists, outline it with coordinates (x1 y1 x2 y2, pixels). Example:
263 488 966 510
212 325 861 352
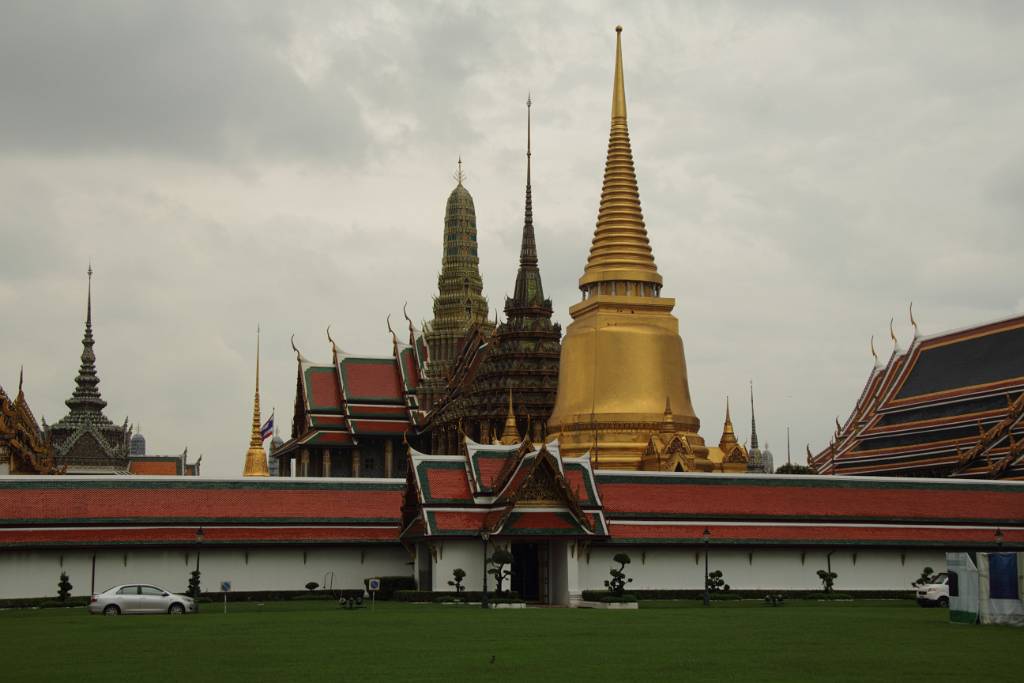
89 584 196 615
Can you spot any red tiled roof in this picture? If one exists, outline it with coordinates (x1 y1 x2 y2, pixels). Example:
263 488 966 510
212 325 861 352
0 480 404 525
429 510 484 534
424 467 473 503
608 523 1024 546
350 419 410 436
307 367 343 411
0 525 399 547
341 358 403 401
128 460 180 476
597 474 1024 525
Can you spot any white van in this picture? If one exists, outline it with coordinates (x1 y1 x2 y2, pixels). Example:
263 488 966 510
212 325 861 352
916 572 950 607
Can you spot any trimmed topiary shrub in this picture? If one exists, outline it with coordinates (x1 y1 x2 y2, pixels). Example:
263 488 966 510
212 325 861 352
488 549 513 595
448 568 466 593
57 572 73 603
604 553 634 597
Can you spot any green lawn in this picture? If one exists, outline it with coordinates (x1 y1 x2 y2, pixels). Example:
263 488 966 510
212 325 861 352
0 600 1019 681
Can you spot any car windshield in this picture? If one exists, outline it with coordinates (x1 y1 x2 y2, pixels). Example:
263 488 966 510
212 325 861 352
933 573 948 585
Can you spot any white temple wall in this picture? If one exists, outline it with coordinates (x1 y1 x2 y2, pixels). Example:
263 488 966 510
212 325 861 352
0 543 951 600
577 546 948 592
427 539 485 592
0 546 410 600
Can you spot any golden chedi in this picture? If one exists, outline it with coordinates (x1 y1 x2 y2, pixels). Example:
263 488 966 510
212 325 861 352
548 26 708 470
243 329 270 477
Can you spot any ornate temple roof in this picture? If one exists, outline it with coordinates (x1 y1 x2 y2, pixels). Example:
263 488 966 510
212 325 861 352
275 328 426 458
811 313 1024 479
401 438 606 540
46 267 129 470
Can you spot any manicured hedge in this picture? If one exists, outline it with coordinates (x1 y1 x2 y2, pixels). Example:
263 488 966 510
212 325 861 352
394 590 520 603
0 597 90 609
581 589 913 601
363 576 416 600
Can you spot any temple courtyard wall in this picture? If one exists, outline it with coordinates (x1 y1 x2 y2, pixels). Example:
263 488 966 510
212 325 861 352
0 474 1020 601
0 546 410 600
0 542 948 600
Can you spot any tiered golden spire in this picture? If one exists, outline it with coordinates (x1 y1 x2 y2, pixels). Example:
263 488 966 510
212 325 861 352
579 26 661 292
499 389 521 445
718 397 738 452
548 26 703 469
243 327 270 477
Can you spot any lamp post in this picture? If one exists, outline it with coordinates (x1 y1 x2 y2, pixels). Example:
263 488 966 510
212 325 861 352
995 527 1004 550
702 527 711 607
481 531 491 609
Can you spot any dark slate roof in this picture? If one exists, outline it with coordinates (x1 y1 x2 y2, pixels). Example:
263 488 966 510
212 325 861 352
813 314 1024 479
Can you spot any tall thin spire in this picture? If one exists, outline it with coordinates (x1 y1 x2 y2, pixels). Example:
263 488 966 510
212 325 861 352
750 380 759 450
579 26 661 292
244 326 269 476
512 94 545 307
65 263 107 415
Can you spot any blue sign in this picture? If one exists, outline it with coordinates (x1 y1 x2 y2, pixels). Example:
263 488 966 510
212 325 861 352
221 581 232 592
368 578 381 592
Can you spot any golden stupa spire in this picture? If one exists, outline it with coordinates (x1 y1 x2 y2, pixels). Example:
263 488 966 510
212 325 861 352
499 388 521 445
579 25 661 292
718 396 738 451
243 326 270 477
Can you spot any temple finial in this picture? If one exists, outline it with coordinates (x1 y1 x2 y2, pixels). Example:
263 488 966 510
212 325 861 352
243 325 269 476
890 317 901 351
749 380 759 450
387 314 398 349
86 262 93 327
454 157 466 185
18 365 23 395
870 335 880 367
725 395 731 422
612 26 626 121
909 302 919 339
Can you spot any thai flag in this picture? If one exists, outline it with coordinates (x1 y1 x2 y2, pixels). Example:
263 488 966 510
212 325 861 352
260 413 274 442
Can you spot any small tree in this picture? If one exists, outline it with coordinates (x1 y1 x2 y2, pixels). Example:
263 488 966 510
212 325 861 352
706 570 730 593
448 568 466 593
57 572 73 603
817 569 838 593
604 553 634 596
305 581 319 592
188 569 202 599
912 567 936 588
488 549 513 595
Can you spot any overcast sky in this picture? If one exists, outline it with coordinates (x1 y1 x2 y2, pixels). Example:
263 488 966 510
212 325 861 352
2 1 1022 477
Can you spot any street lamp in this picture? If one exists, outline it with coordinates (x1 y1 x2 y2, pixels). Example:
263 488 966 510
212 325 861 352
481 531 491 609
995 527 1004 549
702 527 711 607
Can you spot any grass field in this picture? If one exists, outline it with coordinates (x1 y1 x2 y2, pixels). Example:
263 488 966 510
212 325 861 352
1 599 1020 681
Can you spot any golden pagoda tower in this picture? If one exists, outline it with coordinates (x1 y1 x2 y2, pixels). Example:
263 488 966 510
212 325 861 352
243 328 270 477
498 389 522 446
548 26 707 469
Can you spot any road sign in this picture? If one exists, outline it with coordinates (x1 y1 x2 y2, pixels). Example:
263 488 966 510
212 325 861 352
221 581 232 592
368 578 381 592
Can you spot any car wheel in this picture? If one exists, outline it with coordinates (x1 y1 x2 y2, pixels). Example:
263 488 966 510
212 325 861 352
103 605 121 616
168 603 186 615
938 597 949 608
